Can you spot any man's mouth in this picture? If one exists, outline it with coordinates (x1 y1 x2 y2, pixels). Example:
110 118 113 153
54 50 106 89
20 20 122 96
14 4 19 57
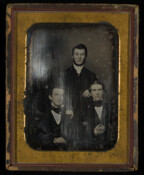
95 96 100 98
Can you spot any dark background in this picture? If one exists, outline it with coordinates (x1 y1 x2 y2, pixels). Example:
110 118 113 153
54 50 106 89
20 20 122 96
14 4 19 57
0 0 144 175
27 23 118 100
25 23 118 151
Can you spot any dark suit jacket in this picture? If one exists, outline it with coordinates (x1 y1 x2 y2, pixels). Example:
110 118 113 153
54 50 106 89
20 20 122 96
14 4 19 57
64 66 97 111
64 66 97 144
25 108 67 150
83 98 112 150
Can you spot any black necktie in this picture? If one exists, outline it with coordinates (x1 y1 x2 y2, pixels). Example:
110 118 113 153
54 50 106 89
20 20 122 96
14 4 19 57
93 100 103 107
51 106 61 114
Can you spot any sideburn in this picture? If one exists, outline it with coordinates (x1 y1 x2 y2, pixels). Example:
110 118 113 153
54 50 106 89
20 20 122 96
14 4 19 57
72 58 86 66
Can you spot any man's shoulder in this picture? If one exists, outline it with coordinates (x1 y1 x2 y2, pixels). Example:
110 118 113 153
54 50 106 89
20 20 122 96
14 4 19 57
65 66 73 72
103 99 112 107
85 97 94 107
83 67 95 75
64 66 75 78
35 108 52 121
64 66 96 78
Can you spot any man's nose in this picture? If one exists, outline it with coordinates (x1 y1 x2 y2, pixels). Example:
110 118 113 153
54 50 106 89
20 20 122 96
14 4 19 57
58 95 63 100
58 95 61 99
96 91 99 95
78 55 81 59
80 54 83 58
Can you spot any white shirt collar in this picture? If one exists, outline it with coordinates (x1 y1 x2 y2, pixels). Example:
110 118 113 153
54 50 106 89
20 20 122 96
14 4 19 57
51 103 64 108
94 106 103 120
73 64 84 75
51 110 61 125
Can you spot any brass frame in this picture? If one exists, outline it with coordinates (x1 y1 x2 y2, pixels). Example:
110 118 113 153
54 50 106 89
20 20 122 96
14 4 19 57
6 4 138 171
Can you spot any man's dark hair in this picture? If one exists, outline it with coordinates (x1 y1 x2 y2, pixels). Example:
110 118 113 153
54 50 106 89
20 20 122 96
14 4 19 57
48 75 65 96
89 80 105 93
48 83 64 96
72 44 88 57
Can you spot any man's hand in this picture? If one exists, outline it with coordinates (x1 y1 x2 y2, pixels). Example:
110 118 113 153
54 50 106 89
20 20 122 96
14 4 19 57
54 137 66 144
83 89 90 97
94 124 105 136
65 109 73 119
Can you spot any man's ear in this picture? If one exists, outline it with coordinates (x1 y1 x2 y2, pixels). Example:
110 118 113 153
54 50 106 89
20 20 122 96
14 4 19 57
49 95 52 100
102 91 105 98
88 89 91 95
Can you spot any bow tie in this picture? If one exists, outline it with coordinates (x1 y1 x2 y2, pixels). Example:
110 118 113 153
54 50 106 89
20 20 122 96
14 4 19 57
51 106 62 114
93 100 103 107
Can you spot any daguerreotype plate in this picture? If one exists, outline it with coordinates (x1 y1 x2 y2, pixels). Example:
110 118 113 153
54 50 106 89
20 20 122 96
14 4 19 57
6 4 138 171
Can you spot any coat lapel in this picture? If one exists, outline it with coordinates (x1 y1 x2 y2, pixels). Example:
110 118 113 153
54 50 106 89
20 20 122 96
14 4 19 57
93 107 101 125
101 105 106 125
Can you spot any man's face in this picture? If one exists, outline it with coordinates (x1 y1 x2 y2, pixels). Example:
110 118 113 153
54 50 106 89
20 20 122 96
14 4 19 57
49 88 64 108
90 84 104 101
73 48 86 66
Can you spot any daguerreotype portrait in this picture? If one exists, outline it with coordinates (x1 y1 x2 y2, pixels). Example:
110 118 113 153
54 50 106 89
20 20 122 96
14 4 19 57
24 23 118 151
6 4 138 171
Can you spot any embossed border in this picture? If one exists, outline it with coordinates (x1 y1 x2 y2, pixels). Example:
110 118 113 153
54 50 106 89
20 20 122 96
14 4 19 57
6 4 138 171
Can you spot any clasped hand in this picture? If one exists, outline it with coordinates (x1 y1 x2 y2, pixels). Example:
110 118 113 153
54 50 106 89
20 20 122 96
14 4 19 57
54 137 66 144
94 124 105 136
83 89 90 97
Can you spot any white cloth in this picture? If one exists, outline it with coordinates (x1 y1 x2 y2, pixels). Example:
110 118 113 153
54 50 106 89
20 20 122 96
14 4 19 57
94 106 103 120
51 110 61 125
73 64 83 75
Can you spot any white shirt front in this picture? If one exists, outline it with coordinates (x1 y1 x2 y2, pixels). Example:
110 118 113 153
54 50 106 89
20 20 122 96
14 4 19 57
51 110 61 125
73 64 84 75
94 106 103 120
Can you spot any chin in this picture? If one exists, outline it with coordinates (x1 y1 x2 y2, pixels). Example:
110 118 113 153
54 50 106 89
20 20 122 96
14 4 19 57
94 98 100 101
55 104 61 108
73 59 85 66
76 62 82 65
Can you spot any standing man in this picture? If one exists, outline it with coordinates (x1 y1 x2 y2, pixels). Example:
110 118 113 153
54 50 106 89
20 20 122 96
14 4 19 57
83 80 117 150
64 44 97 149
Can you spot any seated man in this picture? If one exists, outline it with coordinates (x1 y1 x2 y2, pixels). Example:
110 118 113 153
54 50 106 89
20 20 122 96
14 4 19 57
83 80 117 150
25 82 68 150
